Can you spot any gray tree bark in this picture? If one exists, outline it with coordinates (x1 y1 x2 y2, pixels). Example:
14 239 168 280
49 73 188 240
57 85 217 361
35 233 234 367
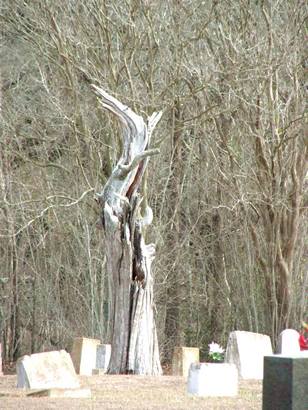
92 85 162 375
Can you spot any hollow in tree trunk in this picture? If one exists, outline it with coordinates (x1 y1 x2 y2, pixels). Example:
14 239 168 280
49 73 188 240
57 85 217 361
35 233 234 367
92 85 162 375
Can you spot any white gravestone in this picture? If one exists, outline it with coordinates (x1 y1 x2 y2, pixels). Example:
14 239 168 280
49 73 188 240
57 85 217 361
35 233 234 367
17 350 80 389
225 331 273 379
92 344 111 375
277 329 300 355
187 363 238 397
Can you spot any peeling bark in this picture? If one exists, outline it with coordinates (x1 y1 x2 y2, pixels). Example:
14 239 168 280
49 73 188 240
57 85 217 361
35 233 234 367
92 85 162 375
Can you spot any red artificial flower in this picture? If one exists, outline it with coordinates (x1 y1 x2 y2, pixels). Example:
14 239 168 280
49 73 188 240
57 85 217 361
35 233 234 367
299 334 308 350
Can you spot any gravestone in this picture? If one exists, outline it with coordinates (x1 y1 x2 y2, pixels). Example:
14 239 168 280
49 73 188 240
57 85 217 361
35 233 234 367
187 362 238 397
70 337 101 376
0 343 3 376
17 350 80 389
263 355 308 410
277 329 300 355
225 331 272 379
172 347 199 377
92 344 111 375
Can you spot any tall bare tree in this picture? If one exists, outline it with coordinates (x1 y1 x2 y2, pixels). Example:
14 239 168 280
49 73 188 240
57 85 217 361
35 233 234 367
92 85 162 374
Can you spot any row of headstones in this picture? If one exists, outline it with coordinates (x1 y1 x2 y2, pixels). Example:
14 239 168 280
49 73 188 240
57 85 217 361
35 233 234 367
2 327 303 382
174 329 308 379
0 329 307 404
178 330 308 409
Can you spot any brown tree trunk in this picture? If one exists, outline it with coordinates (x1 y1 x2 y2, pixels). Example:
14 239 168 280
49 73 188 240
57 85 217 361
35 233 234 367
92 86 162 375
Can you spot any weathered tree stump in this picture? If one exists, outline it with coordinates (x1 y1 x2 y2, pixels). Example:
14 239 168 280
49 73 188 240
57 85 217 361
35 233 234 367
92 85 162 375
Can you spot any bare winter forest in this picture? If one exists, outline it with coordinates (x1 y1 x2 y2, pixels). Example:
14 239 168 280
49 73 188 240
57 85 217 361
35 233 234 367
0 0 307 366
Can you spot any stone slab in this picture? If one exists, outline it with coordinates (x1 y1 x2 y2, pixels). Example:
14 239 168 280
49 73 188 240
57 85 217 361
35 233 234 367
225 331 272 379
17 350 80 389
277 329 300 355
27 388 91 398
70 337 101 376
96 344 111 372
172 347 199 377
263 355 308 410
187 362 238 397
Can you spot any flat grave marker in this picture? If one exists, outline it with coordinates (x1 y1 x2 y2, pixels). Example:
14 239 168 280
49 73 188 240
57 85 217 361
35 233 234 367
27 388 91 398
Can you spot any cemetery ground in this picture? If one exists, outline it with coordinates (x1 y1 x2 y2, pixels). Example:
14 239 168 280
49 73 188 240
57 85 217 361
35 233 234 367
0 373 262 410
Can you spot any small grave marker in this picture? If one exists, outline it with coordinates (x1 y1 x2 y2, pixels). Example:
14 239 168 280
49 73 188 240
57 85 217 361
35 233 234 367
172 347 199 377
70 337 101 376
277 329 300 355
92 344 111 375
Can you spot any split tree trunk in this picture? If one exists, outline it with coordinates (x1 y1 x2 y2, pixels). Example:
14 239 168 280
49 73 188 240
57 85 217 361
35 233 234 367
92 85 162 375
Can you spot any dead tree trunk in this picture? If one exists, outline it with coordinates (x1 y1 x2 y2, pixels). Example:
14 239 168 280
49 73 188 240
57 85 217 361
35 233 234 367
92 85 162 375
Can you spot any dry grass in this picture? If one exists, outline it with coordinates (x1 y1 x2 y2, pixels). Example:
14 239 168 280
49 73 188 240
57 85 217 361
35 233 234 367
0 374 262 410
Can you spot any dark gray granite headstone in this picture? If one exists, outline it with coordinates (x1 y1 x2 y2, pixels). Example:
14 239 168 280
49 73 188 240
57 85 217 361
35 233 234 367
263 355 308 410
